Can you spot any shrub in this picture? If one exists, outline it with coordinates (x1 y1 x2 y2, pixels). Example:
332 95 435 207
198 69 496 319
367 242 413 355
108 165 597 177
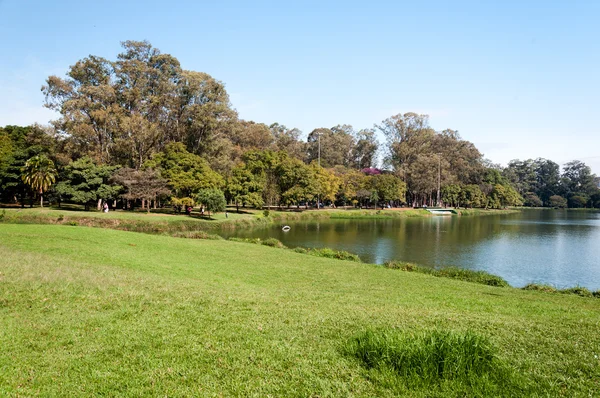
522 283 557 293
292 247 308 254
383 261 419 271
263 209 270 217
383 262 508 287
593 290 600 298
559 286 593 298
173 231 223 240
436 267 509 287
0 210 5 221
342 328 510 390
261 238 286 248
309 247 361 262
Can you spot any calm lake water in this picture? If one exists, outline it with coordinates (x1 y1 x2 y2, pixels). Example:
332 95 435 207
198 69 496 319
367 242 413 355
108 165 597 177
223 210 600 289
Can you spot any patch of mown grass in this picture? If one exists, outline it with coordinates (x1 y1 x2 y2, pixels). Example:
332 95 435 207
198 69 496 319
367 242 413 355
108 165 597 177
1 224 600 396
384 261 509 287
343 328 524 396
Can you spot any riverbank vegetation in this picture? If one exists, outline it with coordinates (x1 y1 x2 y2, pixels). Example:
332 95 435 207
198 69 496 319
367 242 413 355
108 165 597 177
2 41 598 216
1 224 599 396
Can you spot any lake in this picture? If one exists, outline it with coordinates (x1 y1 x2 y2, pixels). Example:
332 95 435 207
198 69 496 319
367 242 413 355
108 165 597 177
222 209 600 290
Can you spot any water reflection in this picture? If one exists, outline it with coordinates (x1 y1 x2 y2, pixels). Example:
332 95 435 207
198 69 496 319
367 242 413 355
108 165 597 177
222 210 600 289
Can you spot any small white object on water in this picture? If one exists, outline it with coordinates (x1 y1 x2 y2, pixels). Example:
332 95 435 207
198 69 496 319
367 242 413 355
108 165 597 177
282 225 291 232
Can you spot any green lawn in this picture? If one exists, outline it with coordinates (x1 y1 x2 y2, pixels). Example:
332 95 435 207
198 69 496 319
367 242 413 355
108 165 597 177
0 224 598 396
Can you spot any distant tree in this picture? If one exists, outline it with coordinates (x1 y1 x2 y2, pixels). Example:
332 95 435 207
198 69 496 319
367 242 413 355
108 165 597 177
351 128 379 169
533 158 560 205
54 157 121 210
0 125 58 206
42 40 236 167
568 195 589 208
145 142 223 198
196 189 226 216
503 159 537 196
306 126 355 167
459 184 485 208
269 123 305 160
21 154 57 208
488 184 522 209
228 120 273 152
549 195 568 208
590 191 600 208
356 189 372 209
369 174 407 206
226 164 264 211
441 184 461 207
523 192 543 207
561 160 597 200
112 168 170 211
333 166 366 207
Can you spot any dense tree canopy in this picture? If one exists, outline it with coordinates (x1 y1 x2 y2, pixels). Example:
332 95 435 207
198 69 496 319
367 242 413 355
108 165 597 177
1 40 598 212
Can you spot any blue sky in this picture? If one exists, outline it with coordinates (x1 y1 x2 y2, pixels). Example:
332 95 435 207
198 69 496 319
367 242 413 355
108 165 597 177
1 0 598 173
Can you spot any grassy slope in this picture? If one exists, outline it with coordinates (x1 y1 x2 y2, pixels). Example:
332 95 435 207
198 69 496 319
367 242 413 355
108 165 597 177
0 207 516 235
1 224 599 397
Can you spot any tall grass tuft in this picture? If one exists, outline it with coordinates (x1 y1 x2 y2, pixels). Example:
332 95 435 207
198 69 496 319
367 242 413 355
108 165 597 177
261 238 286 248
383 261 509 287
307 247 361 262
558 286 593 298
343 328 516 393
522 283 557 293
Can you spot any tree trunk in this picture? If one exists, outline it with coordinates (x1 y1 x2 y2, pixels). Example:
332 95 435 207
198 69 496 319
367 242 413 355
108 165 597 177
40 191 44 208
97 198 102 211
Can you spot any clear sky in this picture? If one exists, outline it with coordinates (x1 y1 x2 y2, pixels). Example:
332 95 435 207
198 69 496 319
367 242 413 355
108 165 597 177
1 0 598 173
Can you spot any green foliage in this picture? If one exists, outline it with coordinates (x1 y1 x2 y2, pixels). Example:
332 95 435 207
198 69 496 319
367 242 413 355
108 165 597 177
54 157 121 209
383 261 509 287
171 231 223 240
441 184 461 207
523 284 600 299
145 142 223 197
522 283 558 293
459 184 485 208
342 328 515 394
523 192 543 207
488 183 523 209
261 238 286 248
21 154 57 207
306 247 361 262
226 164 264 209
559 286 593 298
368 173 406 204
43 41 236 168
263 210 270 217
383 261 418 271
196 189 226 215
568 195 589 208
549 195 568 208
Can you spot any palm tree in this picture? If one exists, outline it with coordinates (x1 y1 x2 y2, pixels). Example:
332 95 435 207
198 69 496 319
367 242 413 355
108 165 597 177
21 155 57 208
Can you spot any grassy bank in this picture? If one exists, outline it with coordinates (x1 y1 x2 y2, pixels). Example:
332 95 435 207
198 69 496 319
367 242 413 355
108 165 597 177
0 224 598 396
0 206 518 235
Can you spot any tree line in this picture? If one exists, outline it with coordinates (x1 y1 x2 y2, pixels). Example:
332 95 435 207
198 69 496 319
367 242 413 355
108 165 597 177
0 40 598 211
